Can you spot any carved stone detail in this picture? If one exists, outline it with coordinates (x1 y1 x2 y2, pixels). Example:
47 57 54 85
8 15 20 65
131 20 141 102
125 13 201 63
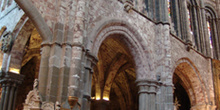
23 79 42 110
0 32 13 53
41 102 55 110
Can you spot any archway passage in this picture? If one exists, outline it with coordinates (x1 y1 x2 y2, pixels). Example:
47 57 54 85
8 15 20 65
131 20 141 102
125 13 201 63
91 35 138 110
172 59 207 110
173 74 191 110
15 28 42 109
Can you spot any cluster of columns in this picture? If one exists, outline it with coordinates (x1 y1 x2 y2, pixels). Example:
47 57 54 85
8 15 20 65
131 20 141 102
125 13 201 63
0 71 24 110
81 51 98 110
136 80 173 110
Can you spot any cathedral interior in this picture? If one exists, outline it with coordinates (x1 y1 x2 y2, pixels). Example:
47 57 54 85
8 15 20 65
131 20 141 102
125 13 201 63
0 0 220 110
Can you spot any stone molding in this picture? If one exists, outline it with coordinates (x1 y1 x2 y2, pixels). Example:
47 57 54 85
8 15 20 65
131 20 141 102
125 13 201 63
136 79 161 94
41 42 85 50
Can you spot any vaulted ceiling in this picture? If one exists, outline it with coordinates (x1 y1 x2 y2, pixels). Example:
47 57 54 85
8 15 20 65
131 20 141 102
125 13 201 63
91 35 138 110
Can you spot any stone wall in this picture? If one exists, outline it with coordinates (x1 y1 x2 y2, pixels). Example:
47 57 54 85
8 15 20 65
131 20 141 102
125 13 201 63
0 0 219 109
170 35 215 108
0 0 24 32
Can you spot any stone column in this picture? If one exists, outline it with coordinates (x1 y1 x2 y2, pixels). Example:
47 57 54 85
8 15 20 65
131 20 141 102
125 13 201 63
0 71 24 110
156 84 173 110
200 0 210 57
191 5 201 51
68 0 86 108
1 53 9 71
144 0 154 19
137 80 159 110
170 0 181 37
68 45 83 103
156 0 169 23
81 51 98 110
38 44 51 101
180 0 193 47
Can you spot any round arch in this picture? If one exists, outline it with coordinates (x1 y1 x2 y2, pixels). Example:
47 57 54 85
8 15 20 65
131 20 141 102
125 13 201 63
204 4 218 19
171 58 209 108
87 19 154 79
89 19 148 110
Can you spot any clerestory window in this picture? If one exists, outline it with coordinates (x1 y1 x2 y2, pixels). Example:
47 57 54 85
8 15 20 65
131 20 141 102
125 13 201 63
205 6 219 59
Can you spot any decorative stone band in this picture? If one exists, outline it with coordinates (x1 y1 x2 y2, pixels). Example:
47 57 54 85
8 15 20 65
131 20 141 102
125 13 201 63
41 42 85 50
0 71 24 85
136 79 161 94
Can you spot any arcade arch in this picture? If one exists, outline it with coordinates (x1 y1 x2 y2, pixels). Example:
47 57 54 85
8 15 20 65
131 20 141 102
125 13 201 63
172 58 209 110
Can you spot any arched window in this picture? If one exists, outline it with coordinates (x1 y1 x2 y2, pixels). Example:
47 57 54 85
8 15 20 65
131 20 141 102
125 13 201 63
185 0 206 53
187 5 193 35
205 6 219 59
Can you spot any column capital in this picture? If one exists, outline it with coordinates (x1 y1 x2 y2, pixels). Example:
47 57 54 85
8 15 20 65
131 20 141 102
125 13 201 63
0 71 24 110
136 79 161 94
0 71 24 85
85 50 98 64
84 50 98 72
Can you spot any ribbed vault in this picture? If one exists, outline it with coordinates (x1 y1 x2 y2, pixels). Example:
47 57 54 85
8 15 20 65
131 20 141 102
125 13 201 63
91 35 138 110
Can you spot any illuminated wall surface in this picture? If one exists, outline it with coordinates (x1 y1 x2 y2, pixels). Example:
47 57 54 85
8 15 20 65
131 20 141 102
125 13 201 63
213 60 220 109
